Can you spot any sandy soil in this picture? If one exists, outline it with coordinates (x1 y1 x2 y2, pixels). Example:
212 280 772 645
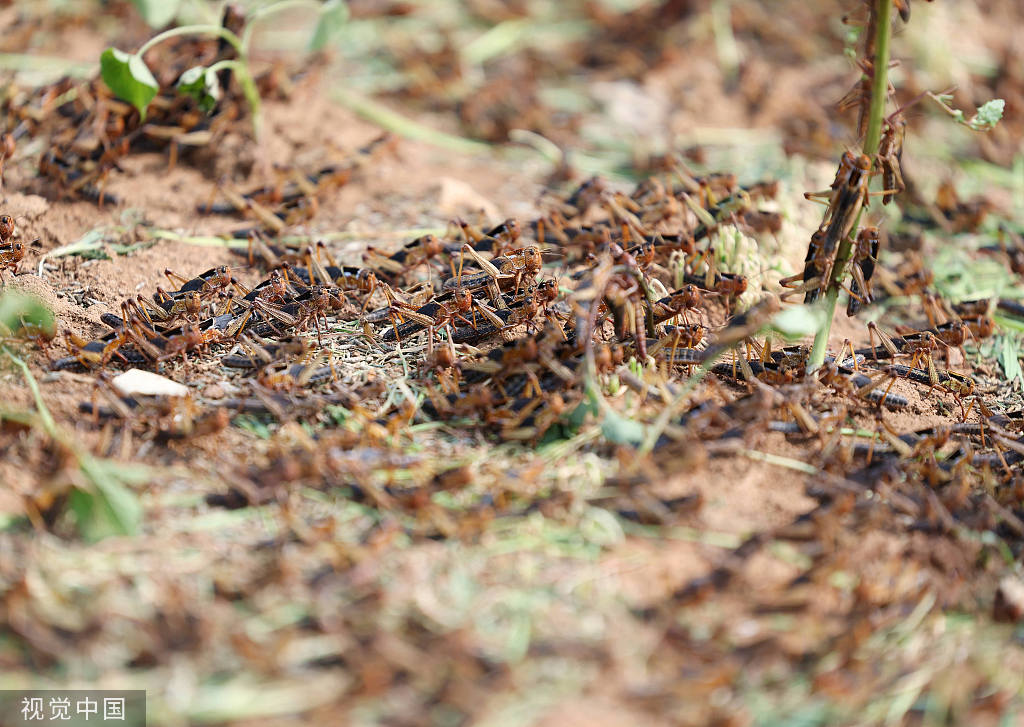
1 1 1023 725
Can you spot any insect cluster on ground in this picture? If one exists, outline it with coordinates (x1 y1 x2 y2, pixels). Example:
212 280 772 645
3 0 1024 724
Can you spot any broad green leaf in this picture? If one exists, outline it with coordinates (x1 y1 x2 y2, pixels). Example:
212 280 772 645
69 476 142 541
600 408 646 446
0 290 55 339
130 0 182 28
769 304 826 340
999 335 1023 389
70 457 147 540
566 398 597 431
100 48 159 120
177 65 222 113
310 0 349 52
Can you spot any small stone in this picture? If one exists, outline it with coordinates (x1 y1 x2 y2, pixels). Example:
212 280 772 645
205 384 226 400
111 369 189 398
994 576 1024 622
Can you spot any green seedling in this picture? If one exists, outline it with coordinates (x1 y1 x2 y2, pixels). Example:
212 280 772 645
102 0 349 132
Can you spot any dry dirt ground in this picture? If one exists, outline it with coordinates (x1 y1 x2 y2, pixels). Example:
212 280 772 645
2 1 1024 726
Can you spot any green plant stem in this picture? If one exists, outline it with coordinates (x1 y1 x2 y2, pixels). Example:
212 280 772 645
0 53 95 77
137 25 243 57
207 59 243 75
3 346 116 482
3 346 145 537
808 0 891 371
333 88 494 155
862 2 891 158
207 58 262 132
3 345 56 435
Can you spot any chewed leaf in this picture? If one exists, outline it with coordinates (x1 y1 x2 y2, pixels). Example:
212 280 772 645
177 66 222 113
100 48 159 120
310 0 350 52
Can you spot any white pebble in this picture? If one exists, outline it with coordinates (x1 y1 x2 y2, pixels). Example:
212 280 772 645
111 369 189 398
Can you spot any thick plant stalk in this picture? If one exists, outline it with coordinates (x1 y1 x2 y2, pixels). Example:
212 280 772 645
808 0 892 371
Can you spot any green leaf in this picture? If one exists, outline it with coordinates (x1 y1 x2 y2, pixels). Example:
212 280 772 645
234 414 273 439
130 0 182 28
769 304 827 340
326 405 350 426
177 65 222 113
579 507 625 547
0 290 56 339
971 99 1005 131
100 48 159 120
70 459 146 541
600 408 646 446
566 398 596 432
309 0 349 52
999 335 1023 389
